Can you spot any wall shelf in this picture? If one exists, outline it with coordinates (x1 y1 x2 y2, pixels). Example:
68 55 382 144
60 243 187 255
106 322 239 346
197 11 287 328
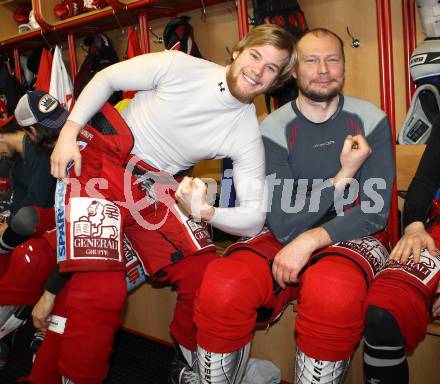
0 0 35 45
0 0 227 50
0 0 30 6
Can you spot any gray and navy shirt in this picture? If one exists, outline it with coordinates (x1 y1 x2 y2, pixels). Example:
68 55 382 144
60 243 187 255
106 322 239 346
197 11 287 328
261 95 395 245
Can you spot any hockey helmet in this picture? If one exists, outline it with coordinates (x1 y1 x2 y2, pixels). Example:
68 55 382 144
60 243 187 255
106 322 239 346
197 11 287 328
409 38 440 82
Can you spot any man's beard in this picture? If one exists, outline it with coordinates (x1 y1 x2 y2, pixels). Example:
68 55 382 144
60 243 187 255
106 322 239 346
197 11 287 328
298 78 344 103
226 69 259 104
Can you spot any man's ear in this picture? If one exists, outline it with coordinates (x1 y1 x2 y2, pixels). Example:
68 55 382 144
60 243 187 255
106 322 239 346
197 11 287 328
25 126 38 142
291 68 298 80
232 50 239 60
29 126 37 137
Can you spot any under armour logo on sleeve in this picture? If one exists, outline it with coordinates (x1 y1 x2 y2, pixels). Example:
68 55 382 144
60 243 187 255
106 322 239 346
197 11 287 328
218 82 225 92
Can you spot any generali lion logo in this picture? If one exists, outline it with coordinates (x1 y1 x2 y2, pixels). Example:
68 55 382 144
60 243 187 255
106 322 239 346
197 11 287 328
71 198 121 261
336 237 388 276
384 250 440 284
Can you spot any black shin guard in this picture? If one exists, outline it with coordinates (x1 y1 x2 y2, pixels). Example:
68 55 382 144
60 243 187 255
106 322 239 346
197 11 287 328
0 207 39 254
364 306 408 384
0 227 29 253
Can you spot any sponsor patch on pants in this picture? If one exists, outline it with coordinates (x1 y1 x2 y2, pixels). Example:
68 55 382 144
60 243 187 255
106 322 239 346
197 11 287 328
70 197 122 262
380 250 440 285
334 236 389 276
123 235 148 291
48 315 67 334
173 204 213 249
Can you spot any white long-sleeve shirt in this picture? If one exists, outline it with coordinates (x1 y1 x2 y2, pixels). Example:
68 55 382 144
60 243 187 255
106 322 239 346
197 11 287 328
68 50 265 236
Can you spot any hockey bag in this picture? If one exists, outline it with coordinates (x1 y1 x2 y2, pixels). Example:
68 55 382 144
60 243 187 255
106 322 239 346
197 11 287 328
163 16 202 58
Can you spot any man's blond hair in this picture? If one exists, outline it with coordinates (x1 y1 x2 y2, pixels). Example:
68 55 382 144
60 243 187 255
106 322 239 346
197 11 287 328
232 24 296 88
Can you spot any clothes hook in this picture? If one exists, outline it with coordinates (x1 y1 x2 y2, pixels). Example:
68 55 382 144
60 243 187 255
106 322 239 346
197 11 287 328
346 27 360 48
200 0 207 21
40 31 52 49
112 9 125 35
225 0 236 14
148 27 163 44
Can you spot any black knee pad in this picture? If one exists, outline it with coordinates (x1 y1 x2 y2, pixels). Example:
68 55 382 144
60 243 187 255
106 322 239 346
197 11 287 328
365 305 404 346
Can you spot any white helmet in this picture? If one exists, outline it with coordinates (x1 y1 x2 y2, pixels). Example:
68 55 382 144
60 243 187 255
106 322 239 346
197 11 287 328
409 38 440 82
